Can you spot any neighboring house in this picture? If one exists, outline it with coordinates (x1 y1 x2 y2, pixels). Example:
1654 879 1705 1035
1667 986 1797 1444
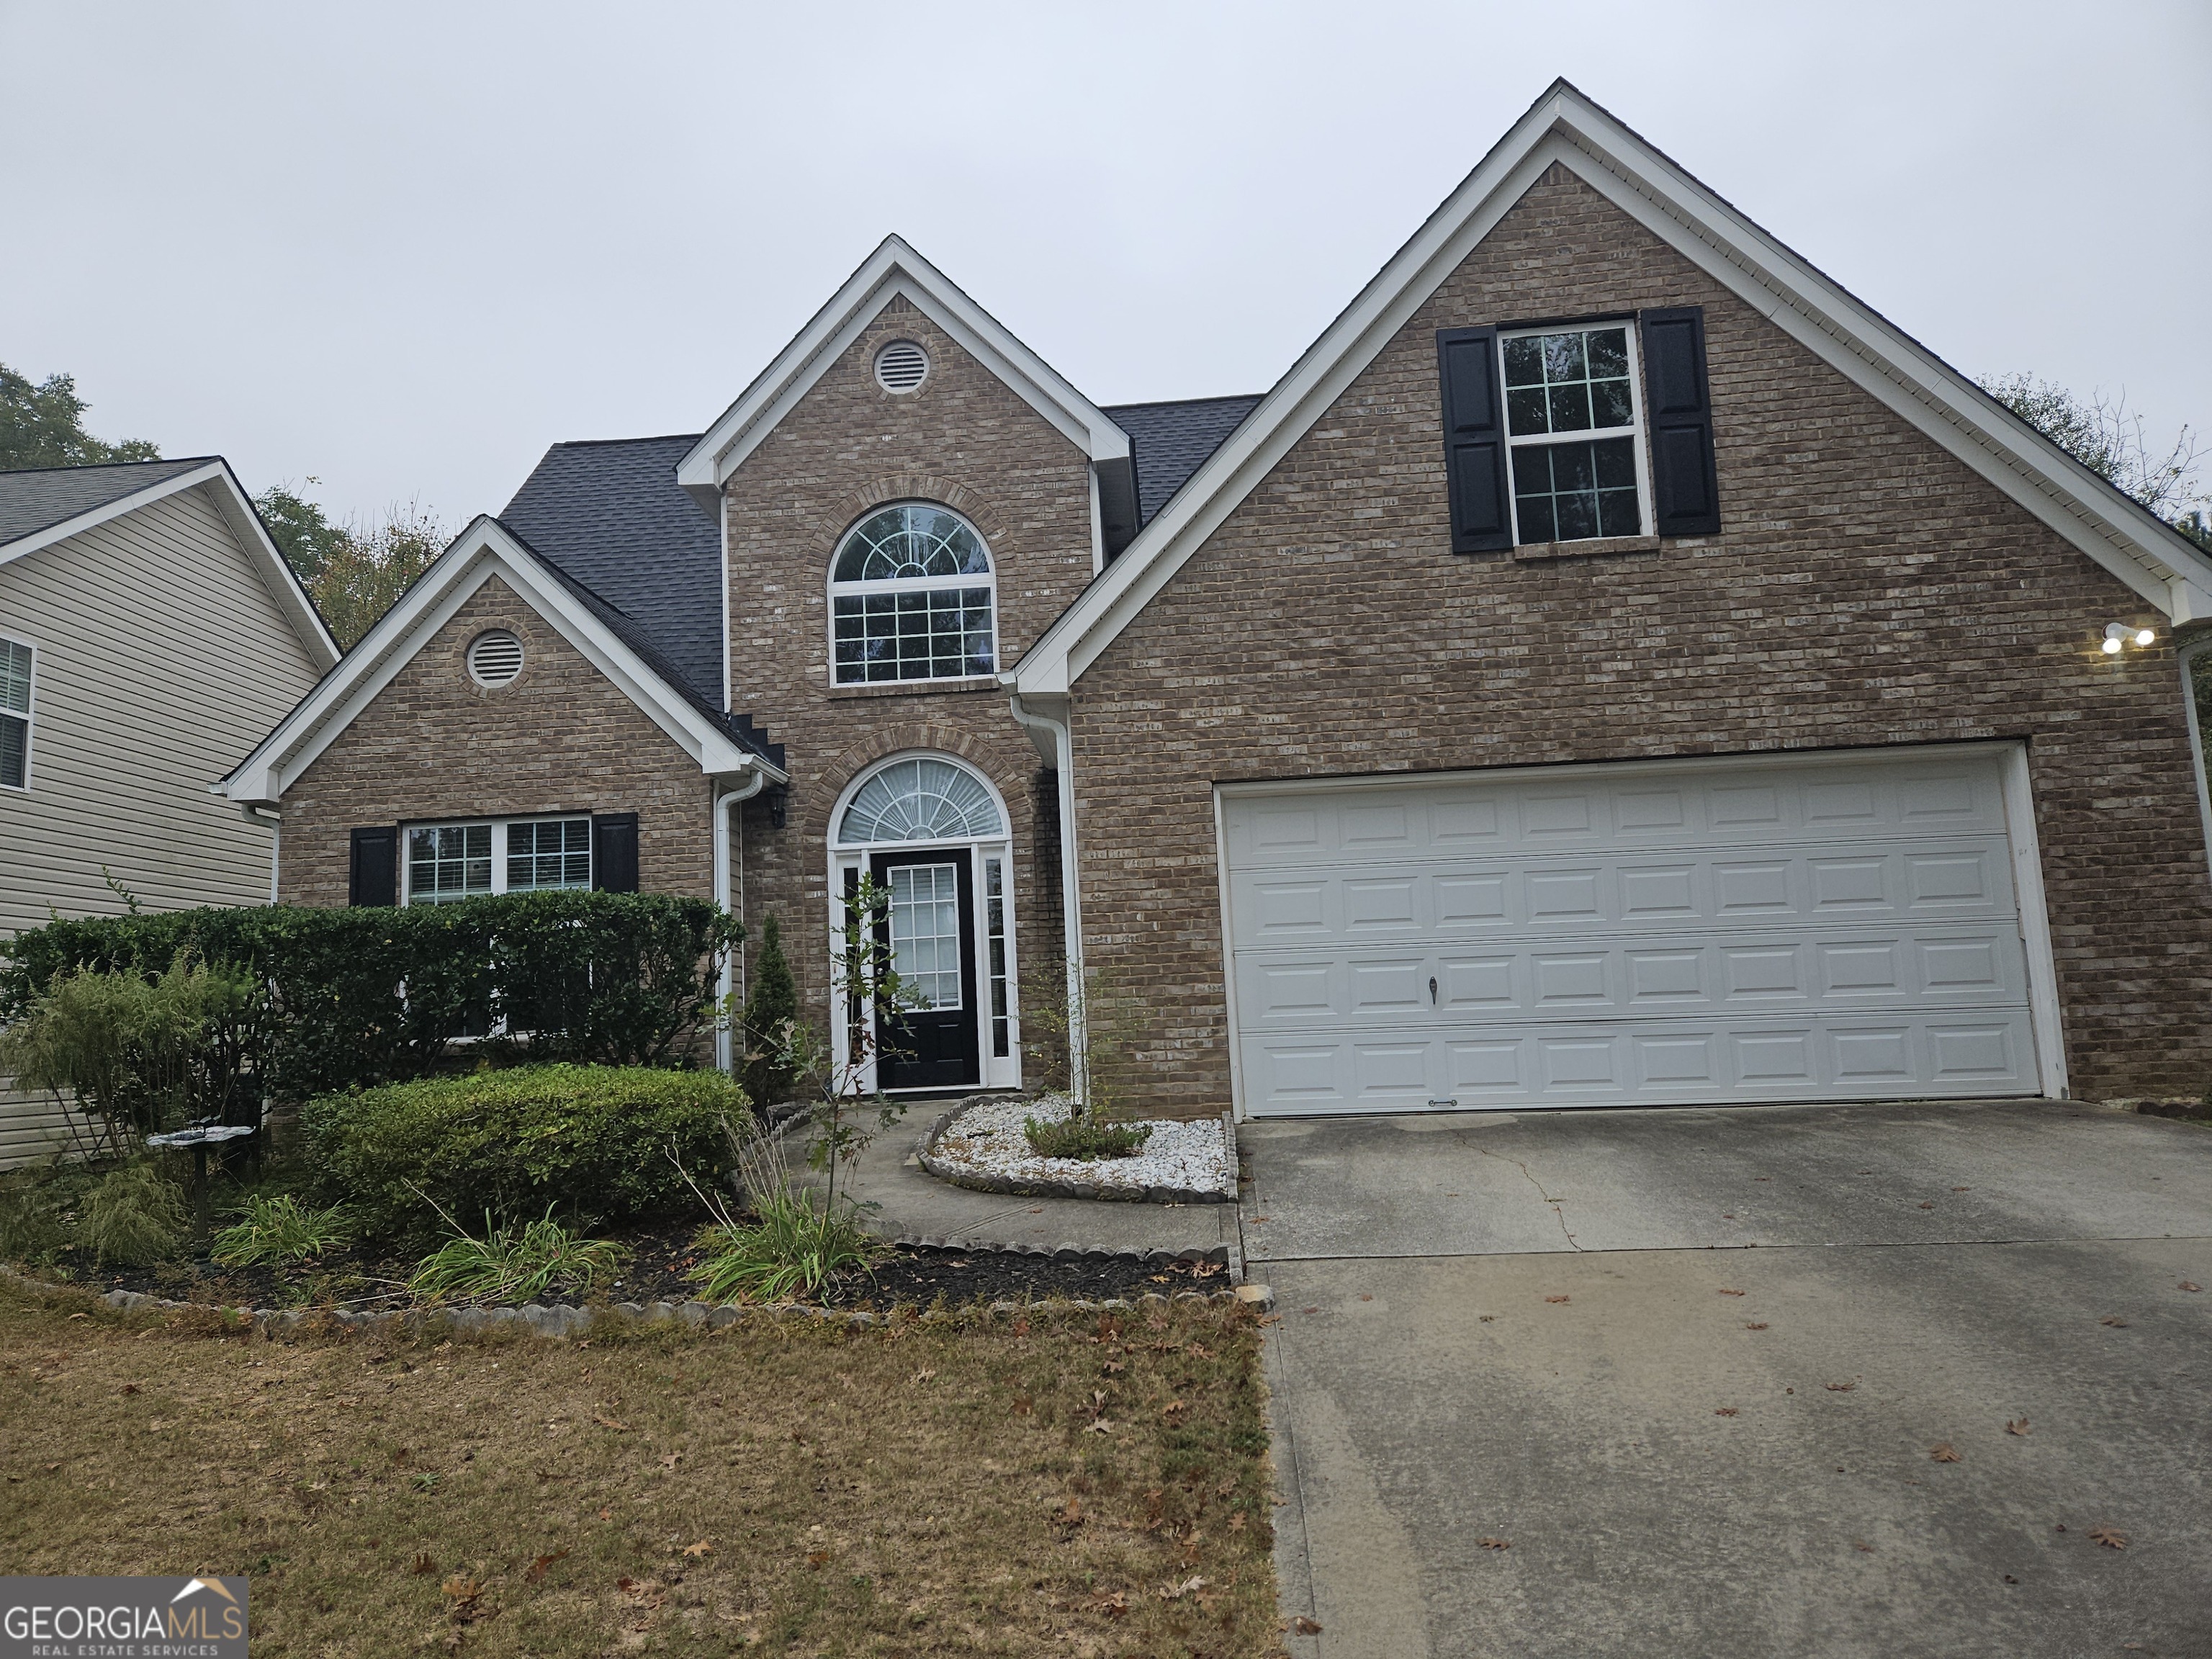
1 457 339 1164
226 83 2212 1119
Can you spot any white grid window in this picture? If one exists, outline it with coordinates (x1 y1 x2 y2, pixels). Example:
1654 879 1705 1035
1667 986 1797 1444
508 818 592 890
1501 324 1650 544
986 855 1009 1058
0 637 31 791
406 817 592 904
830 504 996 685
887 863 963 1010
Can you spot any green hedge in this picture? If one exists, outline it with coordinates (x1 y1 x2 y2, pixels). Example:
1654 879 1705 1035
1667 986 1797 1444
302 1063 748 1245
0 891 741 1101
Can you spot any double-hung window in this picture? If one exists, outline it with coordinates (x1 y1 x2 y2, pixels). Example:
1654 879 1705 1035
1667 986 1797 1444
0 637 32 791
1501 323 1650 544
405 817 591 904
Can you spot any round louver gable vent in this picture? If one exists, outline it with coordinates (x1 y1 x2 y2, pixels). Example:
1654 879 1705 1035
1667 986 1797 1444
874 340 929 393
467 629 525 687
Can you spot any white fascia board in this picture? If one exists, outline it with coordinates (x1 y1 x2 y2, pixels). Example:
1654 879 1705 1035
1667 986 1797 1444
224 519 778 805
1014 82 2212 693
0 461 341 667
675 235 1128 509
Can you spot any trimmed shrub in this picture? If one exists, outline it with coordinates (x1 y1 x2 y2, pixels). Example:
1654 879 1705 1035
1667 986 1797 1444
0 891 742 1102
302 1063 748 1245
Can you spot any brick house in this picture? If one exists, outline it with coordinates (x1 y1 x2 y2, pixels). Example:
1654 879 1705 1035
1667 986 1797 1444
226 83 2212 1116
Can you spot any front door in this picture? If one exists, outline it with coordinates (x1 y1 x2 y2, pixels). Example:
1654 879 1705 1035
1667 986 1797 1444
868 848 980 1092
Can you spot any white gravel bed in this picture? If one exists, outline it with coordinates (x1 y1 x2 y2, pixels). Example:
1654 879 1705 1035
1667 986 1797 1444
925 1093 1234 1201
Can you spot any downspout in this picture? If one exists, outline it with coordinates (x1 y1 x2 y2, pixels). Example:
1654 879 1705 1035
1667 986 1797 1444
243 805 281 904
2175 624 2212 897
1008 692 1087 1103
712 764 772 1075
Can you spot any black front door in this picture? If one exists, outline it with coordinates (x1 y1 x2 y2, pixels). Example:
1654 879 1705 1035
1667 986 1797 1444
868 848 980 1092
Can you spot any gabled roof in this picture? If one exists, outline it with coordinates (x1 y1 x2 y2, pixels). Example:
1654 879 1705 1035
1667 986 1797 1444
675 235 1138 551
1012 80 2212 696
0 457 339 668
223 516 785 806
1105 395 1265 527
502 435 723 701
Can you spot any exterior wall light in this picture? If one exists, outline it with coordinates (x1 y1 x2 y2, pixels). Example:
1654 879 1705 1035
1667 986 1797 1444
2103 623 2157 655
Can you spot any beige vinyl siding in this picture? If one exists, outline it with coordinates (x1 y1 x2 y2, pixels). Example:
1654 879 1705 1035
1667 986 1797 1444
0 481 325 1166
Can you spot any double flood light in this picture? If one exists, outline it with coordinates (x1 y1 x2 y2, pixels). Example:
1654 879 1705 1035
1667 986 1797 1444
2103 622 2157 655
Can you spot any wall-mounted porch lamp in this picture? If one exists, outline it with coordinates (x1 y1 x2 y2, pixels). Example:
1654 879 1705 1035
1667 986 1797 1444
2103 622 2158 655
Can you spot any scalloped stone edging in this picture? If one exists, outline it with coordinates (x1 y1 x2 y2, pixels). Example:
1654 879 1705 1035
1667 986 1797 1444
916 1098 1238 1205
0 1261 1246 1340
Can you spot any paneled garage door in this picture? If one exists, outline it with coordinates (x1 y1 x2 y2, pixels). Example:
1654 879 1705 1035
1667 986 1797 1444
1220 749 2046 1115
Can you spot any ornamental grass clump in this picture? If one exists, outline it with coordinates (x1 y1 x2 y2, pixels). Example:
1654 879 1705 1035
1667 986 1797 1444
407 1208 628 1305
1020 1113 1154 1161
687 1190 884 1304
209 1193 351 1267
76 1161 187 1267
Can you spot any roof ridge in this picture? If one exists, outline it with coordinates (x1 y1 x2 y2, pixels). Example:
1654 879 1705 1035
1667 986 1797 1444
0 455 215 477
541 433 703 451
1102 394 1265 413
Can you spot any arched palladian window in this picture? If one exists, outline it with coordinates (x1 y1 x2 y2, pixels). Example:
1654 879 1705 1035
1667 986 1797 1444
830 504 995 684
837 757 1004 845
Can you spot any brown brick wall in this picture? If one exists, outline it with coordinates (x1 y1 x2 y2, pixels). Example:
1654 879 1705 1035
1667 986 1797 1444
279 576 714 906
1070 164 2212 1112
723 297 1094 1075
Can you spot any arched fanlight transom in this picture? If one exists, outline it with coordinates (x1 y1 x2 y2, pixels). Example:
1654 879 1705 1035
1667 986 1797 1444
837 757 1004 845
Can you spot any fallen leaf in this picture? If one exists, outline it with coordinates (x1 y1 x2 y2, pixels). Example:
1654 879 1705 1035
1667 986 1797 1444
1302 1306 1318 1314
1292 1614 1323 1635
1162 1400 1187 1418
2089 1527 2126 1550
2101 1317 2128 1328
1745 1322 1769 1331
681 1540 712 1558
1101 1360 1125 1375
660 1453 681 1470
1951 1186 1970 1192
1092 1589 1129 1619
806 1551 830 1569
1919 1201 1936 1210
411 1553 439 1575
2003 1574 2018 1584
1545 1295 1570 1305
1714 1407 1738 1416
909 1370 936 1385
1717 1288 1745 1297
525 1548 570 1583
1478 1537 1510 1550
1012 1395 1033 1416
1930 1443 1962 1462
592 1415 629 1431
1158 1575 1207 1601
1056 1497 1084 1532
1228 1513 1246 1532
1083 1419 1116 1434
1358 1293 1373 1302
2006 1418 2030 1436
119 1383 140 1395
2180 1281 2201 1292
1853 1541 1874 1552
1825 1382 1856 1393
597 1507 612 1521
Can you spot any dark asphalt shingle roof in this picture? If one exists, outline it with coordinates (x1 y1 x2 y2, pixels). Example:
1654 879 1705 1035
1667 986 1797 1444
500 436 724 701
0 458 215 548
1103 395 1265 525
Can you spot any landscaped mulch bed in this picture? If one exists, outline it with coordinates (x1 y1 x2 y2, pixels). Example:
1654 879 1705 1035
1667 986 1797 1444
32 1218 1228 1314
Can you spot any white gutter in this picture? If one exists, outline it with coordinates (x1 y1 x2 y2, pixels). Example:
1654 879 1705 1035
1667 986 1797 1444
1007 690 1087 1102
712 765 775 1074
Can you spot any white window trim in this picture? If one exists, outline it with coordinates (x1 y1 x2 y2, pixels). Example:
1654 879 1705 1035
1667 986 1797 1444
0 633 33 793
1497 320 1653 547
827 504 999 689
402 814 593 906
826 753 1022 1093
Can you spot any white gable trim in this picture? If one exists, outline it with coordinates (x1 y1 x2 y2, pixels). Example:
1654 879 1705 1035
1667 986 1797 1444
1 459 340 668
223 517 784 806
1011 81 2212 695
675 235 1130 510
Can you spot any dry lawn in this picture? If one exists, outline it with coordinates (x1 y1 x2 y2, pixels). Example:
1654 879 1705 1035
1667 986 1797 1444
0 1281 1286 1658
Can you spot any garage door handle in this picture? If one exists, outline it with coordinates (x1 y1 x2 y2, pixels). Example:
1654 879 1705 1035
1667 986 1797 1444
1429 976 1438 1006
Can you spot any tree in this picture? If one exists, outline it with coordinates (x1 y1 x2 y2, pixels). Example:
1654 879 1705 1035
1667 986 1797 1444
0 361 160 469
253 480 351 582
738 912 799 1108
303 503 446 649
1979 373 2207 529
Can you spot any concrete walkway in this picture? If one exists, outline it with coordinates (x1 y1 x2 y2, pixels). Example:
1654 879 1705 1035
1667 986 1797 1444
791 1102 1241 1262
1246 1100 2212 1658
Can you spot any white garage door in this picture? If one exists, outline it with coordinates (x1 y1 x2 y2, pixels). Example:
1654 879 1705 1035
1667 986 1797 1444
1220 749 2045 1115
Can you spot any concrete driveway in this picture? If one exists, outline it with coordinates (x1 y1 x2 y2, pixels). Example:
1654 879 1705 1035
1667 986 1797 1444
1244 1100 2212 1658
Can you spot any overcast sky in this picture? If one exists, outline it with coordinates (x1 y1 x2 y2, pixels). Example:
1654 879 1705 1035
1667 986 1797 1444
3 1 2207 532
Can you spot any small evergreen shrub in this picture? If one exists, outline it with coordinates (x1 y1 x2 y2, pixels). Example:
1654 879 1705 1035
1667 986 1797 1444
0 1162 83 1265
739 913 799 1107
303 1063 748 1245
1022 1115 1154 1161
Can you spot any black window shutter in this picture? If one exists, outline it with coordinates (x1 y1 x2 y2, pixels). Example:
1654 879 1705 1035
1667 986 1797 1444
1435 326 1513 553
1639 306 1722 536
592 813 639 893
349 826 398 907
